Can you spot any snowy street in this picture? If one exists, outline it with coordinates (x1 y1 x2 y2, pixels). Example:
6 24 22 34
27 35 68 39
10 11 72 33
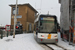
0 33 75 50
0 33 44 50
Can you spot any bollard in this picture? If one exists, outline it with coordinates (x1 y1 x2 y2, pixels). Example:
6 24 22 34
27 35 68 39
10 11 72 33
69 26 71 45
1 30 3 39
7 31 8 37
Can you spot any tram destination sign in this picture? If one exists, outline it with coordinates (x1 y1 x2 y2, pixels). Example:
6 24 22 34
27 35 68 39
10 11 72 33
41 17 54 20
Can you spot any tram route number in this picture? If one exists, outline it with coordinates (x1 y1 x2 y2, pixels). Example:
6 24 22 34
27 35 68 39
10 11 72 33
47 34 51 39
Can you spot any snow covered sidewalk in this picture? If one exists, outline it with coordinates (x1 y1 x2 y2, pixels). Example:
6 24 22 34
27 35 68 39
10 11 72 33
57 32 75 50
0 33 44 50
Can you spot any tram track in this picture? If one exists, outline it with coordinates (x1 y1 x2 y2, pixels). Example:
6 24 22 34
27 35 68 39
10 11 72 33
43 44 54 50
55 43 67 50
43 43 67 50
40 44 52 50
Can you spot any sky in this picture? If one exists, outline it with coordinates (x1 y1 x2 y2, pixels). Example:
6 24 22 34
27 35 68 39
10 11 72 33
0 0 60 26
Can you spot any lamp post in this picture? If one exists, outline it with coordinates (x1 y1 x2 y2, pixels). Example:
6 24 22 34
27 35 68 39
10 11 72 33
13 0 18 38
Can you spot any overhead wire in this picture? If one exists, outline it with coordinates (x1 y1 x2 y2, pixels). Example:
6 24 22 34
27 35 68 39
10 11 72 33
40 0 42 13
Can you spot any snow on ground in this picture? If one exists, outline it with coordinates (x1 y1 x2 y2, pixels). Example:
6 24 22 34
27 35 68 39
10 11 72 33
57 32 75 50
47 44 63 50
0 33 44 50
0 32 75 50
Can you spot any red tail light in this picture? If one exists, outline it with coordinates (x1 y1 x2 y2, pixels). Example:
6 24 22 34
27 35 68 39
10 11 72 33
41 39 42 41
56 39 58 41
16 26 18 29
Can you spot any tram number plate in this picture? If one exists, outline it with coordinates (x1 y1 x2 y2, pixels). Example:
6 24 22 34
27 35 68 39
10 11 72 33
47 34 51 39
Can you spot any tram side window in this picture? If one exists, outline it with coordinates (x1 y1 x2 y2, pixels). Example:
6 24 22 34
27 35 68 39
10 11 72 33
36 22 38 27
36 22 38 31
34 25 36 31
34 22 38 31
40 21 42 26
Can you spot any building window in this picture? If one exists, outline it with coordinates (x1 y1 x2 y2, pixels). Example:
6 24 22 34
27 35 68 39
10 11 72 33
17 21 20 24
12 7 18 15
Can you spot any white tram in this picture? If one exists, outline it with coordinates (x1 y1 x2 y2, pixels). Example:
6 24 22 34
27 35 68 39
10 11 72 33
34 14 58 43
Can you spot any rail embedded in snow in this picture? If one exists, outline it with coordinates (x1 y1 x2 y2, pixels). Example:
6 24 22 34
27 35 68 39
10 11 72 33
46 44 66 50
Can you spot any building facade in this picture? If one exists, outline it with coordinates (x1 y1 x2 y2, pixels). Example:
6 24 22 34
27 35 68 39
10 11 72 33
9 3 38 32
59 0 75 30
59 0 75 43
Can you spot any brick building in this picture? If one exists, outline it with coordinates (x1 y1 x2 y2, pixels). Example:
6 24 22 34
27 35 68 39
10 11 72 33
9 3 38 32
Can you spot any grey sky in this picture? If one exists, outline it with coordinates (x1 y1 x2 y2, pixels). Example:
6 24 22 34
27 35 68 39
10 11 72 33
0 0 60 26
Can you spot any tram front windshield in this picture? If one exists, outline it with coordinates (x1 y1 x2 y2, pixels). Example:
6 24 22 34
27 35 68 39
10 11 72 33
40 17 57 33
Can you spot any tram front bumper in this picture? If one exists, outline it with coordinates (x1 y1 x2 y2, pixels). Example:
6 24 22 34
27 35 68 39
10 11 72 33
37 38 58 43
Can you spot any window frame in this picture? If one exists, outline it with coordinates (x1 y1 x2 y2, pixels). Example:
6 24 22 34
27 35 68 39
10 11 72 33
12 7 19 15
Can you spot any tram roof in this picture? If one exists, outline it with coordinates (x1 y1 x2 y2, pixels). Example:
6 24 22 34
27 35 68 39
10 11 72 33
34 15 40 23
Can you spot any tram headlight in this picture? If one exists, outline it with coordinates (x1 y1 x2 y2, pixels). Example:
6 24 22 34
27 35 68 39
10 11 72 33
41 35 44 37
54 35 57 37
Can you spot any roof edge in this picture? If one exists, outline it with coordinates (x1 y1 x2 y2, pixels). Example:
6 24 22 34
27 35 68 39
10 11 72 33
9 3 38 13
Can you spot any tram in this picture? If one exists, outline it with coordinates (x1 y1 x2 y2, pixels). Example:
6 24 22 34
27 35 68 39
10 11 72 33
34 14 58 43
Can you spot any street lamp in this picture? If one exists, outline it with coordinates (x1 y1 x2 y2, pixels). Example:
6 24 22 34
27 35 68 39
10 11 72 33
13 0 18 38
